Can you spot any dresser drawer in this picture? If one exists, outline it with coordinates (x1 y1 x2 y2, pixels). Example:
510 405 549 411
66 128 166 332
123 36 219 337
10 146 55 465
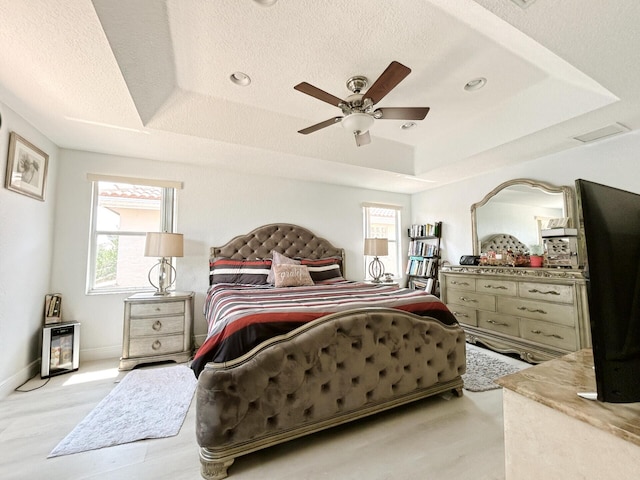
444 276 475 292
478 311 520 337
129 334 185 357
520 318 577 351
130 315 185 337
476 279 517 296
518 281 574 304
446 304 478 326
447 289 496 311
130 301 185 317
498 297 575 327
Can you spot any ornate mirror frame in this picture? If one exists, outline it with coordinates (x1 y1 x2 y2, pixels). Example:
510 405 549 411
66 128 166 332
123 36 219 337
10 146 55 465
471 178 576 256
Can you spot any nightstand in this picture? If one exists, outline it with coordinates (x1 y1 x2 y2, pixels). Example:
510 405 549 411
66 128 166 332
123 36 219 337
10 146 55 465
119 291 194 371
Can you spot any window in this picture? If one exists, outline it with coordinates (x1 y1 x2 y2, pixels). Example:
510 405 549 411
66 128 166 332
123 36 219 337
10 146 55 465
87 175 180 294
362 204 402 280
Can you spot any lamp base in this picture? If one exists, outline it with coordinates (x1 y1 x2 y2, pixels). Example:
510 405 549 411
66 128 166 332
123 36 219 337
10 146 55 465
148 258 177 295
368 257 385 283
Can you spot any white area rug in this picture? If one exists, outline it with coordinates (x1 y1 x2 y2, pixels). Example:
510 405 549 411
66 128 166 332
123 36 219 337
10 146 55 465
49 365 197 457
462 345 527 392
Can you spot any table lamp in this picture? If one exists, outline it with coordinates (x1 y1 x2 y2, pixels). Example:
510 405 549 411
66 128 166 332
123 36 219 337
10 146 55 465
144 232 184 295
364 238 388 283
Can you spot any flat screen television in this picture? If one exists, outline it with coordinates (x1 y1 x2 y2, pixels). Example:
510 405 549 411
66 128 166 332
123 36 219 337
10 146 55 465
575 178 640 403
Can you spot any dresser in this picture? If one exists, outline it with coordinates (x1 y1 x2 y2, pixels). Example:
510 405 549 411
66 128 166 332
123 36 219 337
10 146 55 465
440 266 590 363
119 291 194 370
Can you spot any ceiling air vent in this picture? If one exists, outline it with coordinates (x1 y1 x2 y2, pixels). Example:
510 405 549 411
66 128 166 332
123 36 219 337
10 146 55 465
573 123 631 143
511 0 538 9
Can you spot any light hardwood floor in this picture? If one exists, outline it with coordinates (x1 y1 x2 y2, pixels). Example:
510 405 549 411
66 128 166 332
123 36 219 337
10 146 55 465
0 349 526 480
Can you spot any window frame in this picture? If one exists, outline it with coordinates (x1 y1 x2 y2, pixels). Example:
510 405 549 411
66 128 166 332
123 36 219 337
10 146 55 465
362 203 403 281
86 176 178 295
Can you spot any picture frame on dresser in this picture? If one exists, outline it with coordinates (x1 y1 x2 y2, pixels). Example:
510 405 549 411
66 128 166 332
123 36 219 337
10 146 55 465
4 132 49 201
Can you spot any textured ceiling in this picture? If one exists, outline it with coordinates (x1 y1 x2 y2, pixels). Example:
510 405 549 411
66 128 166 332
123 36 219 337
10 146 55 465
0 0 638 193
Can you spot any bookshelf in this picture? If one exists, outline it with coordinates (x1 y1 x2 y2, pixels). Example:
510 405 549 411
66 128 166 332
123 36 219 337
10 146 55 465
406 222 441 295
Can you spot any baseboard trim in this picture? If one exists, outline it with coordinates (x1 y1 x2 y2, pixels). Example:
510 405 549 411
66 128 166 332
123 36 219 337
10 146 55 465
0 359 41 399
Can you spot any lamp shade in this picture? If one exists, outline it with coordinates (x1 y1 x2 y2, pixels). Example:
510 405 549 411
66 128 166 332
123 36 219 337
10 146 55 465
364 238 389 256
144 232 184 258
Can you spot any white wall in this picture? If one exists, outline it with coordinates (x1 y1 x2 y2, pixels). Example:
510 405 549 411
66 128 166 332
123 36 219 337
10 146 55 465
51 150 412 361
412 130 640 266
0 101 59 396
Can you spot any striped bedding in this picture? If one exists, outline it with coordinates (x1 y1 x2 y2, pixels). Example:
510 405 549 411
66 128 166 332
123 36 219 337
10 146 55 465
190 281 458 377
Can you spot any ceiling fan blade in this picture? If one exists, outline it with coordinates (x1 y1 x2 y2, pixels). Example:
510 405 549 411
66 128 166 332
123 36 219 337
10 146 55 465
376 107 430 120
294 82 345 107
298 117 343 135
365 61 411 105
355 130 371 147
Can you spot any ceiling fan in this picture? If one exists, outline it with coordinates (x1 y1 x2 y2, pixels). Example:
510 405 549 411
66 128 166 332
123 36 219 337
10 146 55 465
294 61 429 147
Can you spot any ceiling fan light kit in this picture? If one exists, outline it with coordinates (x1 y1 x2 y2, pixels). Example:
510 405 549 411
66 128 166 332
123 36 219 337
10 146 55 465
294 61 430 146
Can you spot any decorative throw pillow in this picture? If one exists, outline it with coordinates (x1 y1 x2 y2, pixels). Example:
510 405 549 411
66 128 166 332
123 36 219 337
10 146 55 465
273 264 315 288
267 251 300 284
209 258 272 285
300 257 345 284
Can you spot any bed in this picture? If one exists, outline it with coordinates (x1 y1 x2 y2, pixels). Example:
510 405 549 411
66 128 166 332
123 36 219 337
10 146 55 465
194 224 466 479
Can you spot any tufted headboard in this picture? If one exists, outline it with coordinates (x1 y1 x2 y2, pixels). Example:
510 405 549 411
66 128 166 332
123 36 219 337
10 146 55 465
480 233 528 254
211 222 345 266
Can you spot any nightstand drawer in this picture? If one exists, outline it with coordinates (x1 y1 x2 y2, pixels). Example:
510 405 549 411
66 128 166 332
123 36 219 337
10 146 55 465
130 316 185 337
130 301 185 317
129 334 185 357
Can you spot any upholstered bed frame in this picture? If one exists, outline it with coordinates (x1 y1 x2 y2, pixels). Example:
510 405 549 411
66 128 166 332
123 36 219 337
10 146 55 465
196 224 466 479
481 233 528 254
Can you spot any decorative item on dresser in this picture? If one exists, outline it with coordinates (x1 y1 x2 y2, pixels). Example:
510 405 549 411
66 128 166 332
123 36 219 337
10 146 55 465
119 291 194 371
406 221 441 295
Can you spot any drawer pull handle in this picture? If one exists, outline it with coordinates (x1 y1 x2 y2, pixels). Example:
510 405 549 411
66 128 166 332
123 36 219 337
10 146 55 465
484 284 507 290
487 319 510 327
530 329 564 340
152 340 162 350
152 320 162 331
452 281 470 286
452 311 469 318
517 306 547 314
528 289 560 296
459 296 478 303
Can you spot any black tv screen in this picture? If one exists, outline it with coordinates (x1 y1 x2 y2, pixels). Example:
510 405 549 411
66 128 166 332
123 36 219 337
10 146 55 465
576 179 640 403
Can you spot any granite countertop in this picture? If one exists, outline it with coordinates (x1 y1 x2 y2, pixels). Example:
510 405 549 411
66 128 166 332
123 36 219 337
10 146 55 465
496 349 640 447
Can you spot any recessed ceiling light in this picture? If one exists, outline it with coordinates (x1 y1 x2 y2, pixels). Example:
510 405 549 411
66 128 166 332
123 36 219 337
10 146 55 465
464 77 487 92
230 72 251 86
401 122 416 130
253 0 278 6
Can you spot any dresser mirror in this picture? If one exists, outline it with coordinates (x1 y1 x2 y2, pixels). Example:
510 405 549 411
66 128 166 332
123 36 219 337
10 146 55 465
471 179 576 258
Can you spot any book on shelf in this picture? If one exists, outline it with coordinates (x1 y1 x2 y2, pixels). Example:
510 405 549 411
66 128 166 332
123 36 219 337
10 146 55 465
408 241 438 257
408 221 441 238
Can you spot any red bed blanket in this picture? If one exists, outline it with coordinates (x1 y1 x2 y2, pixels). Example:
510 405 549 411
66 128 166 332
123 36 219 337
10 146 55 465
191 282 458 377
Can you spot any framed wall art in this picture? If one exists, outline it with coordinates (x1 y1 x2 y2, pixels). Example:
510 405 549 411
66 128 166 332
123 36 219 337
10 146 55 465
4 131 49 201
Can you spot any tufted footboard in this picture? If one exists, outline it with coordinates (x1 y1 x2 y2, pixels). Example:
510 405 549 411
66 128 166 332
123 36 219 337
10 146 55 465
196 307 466 479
